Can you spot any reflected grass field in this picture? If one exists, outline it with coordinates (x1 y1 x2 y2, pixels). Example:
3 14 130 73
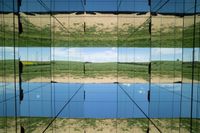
0 117 199 133
0 15 199 47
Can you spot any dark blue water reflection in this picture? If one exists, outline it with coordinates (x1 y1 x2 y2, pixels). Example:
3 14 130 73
0 83 199 118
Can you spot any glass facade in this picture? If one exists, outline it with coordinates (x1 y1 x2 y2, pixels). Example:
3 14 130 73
0 0 199 133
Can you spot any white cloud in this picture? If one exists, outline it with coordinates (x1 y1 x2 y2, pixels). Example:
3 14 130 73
68 48 80 55
53 48 82 61
0 47 18 59
122 83 131 87
195 48 200 61
111 47 117 51
83 48 117 62
54 48 67 57
138 90 144 94
152 48 182 55
119 52 149 62
36 94 41 99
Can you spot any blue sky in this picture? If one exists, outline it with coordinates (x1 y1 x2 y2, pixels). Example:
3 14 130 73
1 0 199 13
0 47 199 62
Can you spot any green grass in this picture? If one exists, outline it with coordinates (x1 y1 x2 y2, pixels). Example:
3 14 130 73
0 60 199 81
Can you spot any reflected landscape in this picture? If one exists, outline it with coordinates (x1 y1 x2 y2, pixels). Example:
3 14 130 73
0 0 200 132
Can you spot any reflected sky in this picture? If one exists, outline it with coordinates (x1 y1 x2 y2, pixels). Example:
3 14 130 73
1 0 199 13
1 82 199 118
0 47 200 62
